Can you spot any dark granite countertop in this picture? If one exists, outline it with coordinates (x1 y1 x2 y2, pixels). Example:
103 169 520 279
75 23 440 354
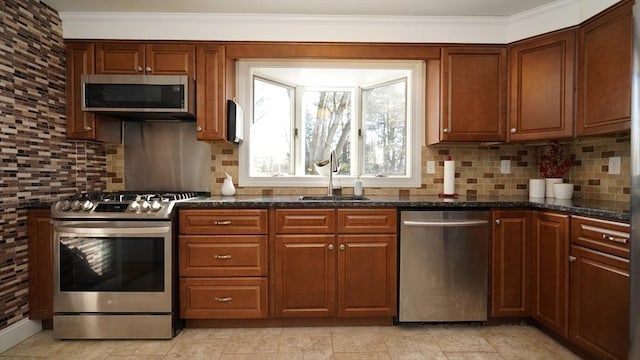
177 195 630 222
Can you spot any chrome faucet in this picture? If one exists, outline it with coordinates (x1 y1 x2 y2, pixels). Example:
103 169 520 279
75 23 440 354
327 149 338 196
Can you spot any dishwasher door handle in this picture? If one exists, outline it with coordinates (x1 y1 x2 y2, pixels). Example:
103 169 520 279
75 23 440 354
403 220 489 227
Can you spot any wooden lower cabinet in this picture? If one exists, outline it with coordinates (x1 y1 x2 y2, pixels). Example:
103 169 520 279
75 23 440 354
178 209 268 319
275 234 337 318
569 245 629 360
180 277 267 319
27 209 53 320
490 209 531 317
531 211 569 337
274 208 397 319
337 234 396 317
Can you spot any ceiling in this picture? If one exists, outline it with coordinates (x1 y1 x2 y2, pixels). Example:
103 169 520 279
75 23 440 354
42 0 559 17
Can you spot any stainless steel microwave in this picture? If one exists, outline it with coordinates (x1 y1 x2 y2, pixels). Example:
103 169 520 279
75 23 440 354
81 74 195 120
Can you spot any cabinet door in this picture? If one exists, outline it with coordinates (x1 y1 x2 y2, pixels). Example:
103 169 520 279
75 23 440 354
27 209 53 320
275 234 336 317
569 245 629 360
440 47 507 142
196 44 226 140
531 211 569 337
65 42 98 140
145 43 195 77
577 1 632 136
337 234 397 317
490 210 531 317
508 29 576 141
95 42 145 74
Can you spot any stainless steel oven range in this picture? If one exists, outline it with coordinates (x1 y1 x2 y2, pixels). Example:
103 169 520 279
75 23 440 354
50 192 202 339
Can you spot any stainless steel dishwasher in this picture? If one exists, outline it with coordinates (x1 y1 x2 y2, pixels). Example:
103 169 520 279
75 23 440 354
398 210 489 322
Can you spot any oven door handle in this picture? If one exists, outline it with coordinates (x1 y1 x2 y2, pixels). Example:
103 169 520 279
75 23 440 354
55 225 171 236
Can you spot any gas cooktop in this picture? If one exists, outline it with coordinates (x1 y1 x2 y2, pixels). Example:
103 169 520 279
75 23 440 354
51 191 208 220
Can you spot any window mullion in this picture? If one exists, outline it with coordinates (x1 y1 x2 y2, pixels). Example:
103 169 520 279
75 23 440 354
294 85 304 176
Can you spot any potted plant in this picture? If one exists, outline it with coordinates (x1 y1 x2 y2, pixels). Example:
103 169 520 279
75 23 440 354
536 141 574 198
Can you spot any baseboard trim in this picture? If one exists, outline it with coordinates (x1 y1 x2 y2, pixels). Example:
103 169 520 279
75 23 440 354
0 319 42 354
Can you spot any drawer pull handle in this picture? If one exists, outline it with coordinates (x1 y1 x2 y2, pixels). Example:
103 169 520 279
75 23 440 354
214 297 233 302
213 220 232 225
214 254 232 259
602 234 628 244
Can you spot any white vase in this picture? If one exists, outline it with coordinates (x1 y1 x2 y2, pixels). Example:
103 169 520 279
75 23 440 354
545 178 563 198
221 178 236 196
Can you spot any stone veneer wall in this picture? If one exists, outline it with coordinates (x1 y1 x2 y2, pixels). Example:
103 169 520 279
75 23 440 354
0 0 107 331
106 133 630 202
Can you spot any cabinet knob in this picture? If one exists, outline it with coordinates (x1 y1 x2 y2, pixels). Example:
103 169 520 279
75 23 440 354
495 219 500 225
214 297 232 302
602 233 628 244
339 244 345 251
145 66 152 72
569 255 577 262
510 128 517 134
84 126 92 131
327 244 334 251
214 254 232 259
443 128 449 134
196 126 203 132
136 66 143 72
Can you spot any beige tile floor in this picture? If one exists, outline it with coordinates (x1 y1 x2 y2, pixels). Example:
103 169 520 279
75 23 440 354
0 324 582 359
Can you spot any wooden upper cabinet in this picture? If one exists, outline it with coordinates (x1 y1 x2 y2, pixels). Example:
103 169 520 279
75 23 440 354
508 29 576 141
577 0 633 136
66 42 98 140
436 47 507 143
96 42 195 77
490 210 531 318
531 211 570 338
196 44 227 140
96 42 145 74
65 42 121 142
145 44 195 76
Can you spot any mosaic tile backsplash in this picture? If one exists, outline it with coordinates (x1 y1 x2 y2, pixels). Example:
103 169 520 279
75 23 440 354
0 0 107 332
106 133 631 203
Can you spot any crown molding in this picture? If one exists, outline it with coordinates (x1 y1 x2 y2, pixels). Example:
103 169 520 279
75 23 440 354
58 0 620 44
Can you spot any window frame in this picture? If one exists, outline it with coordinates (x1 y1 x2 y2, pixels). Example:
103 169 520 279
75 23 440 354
237 59 424 188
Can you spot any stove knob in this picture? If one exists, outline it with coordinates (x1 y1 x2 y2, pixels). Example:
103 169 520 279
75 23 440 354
128 201 141 212
60 200 72 211
82 200 94 211
140 200 151 212
71 200 82 211
150 200 163 212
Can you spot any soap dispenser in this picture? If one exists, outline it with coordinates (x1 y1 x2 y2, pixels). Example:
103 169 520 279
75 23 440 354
221 172 236 196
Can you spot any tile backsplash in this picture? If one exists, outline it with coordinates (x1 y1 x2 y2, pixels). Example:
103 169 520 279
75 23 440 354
106 133 630 202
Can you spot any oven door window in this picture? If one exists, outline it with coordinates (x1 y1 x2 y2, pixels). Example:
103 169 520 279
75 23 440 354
59 236 164 292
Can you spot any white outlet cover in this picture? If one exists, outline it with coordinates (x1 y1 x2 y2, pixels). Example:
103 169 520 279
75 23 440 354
500 159 511 174
608 156 621 175
426 161 436 174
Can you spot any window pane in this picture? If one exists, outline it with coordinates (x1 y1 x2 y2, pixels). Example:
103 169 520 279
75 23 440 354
303 90 352 175
362 79 407 176
251 78 293 176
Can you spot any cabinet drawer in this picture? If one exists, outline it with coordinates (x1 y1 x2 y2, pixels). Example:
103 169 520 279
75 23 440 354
275 209 336 234
179 235 267 277
337 208 397 233
180 277 267 319
179 209 267 235
571 215 630 258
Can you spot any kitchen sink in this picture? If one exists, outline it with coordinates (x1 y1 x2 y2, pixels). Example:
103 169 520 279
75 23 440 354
298 195 370 201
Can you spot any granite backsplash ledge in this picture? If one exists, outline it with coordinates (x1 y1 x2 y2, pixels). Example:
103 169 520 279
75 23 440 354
106 134 630 203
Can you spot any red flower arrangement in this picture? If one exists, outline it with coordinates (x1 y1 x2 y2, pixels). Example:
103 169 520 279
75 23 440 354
536 141 573 178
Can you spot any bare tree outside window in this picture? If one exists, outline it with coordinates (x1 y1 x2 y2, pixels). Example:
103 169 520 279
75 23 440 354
362 79 407 176
303 90 352 175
